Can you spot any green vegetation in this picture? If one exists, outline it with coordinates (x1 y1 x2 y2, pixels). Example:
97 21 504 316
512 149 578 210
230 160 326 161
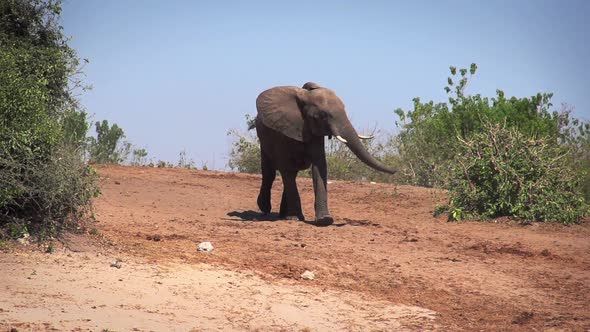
394 64 589 223
228 64 589 224
88 120 131 164
227 122 261 174
0 0 99 238
130 148 148 166
448 123 586 223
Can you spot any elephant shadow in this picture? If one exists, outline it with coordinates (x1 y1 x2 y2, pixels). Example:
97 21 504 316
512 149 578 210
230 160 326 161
225 210 345 227
226 210 282 222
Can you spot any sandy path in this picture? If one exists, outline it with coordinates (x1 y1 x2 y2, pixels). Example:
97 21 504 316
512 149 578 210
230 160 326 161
0 248 437 332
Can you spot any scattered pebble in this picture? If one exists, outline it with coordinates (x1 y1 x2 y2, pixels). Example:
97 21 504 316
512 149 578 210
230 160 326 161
110 260 122 269
370 181 377 184
17 233 30 246
146 234 161 241
301 270 315 280
197 242 214 252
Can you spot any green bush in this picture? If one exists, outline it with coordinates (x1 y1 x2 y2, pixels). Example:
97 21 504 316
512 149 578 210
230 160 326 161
88 120 131 164
227 127 261 174
0 0 99 238
448 123 587 223
394 64 568 188
395 64 589 223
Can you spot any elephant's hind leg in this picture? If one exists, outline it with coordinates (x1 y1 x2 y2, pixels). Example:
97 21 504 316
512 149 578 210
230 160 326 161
257 152 275 214
278 171 304 221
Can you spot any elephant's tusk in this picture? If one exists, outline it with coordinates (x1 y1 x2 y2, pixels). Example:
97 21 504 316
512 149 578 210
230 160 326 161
358 134 374 140
335 135 348 143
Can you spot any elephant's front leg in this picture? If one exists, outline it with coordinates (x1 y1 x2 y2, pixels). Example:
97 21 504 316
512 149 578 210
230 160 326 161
279 171 304 221
310 140 333 226
257 152 275 214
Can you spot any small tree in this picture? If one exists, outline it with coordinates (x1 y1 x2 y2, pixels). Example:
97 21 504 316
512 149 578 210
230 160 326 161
88 120 130 164
130 148 148 166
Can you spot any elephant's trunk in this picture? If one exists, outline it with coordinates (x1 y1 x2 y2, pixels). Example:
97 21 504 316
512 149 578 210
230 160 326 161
331 121 397 175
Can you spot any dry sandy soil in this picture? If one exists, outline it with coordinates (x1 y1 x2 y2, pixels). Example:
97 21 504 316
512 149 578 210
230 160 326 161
1 165 589 331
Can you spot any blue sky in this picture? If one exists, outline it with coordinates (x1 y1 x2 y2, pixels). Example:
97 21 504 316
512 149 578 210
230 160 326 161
61 0 590 169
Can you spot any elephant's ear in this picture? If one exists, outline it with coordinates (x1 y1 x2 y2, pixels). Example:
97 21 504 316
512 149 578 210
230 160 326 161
256 86 309 142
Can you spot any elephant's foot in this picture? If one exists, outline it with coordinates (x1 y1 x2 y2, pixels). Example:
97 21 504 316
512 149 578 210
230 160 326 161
257 195 271 214
314 215 334 226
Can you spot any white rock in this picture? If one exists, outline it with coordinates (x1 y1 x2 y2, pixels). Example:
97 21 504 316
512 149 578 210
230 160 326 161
17 233 30 246
370 181 377 184
301 270 315 280
110 260 122 269
197 242 214 252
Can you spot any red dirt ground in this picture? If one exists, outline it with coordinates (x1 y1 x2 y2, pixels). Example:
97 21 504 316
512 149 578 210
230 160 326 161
3 165 590 331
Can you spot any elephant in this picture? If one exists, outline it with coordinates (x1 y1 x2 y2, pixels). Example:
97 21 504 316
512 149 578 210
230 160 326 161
253 82 396 226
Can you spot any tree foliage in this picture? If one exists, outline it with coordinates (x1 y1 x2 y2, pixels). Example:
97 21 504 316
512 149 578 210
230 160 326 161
88 120 130 164
395 64 589 223
0 0 98 237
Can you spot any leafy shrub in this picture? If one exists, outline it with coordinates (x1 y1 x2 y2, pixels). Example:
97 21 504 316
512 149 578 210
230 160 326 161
394 64 589 223
2 145 99 237
394 64 569 188
130 148 148 166
448 123 587 223
177 149 197 169
227 128 261 173
0 0 99 237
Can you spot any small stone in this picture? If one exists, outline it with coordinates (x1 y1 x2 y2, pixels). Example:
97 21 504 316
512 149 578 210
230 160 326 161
146 234 161 241
110 260 122 269
17 233 30 246
197 242 214 252
370 181 377 184
301 270 315 280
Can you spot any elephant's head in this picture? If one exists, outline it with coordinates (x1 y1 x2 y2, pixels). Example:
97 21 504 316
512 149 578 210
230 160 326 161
256 82 396 174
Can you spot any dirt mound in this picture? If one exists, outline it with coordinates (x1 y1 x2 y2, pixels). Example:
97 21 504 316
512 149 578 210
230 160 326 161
2 165 589 331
